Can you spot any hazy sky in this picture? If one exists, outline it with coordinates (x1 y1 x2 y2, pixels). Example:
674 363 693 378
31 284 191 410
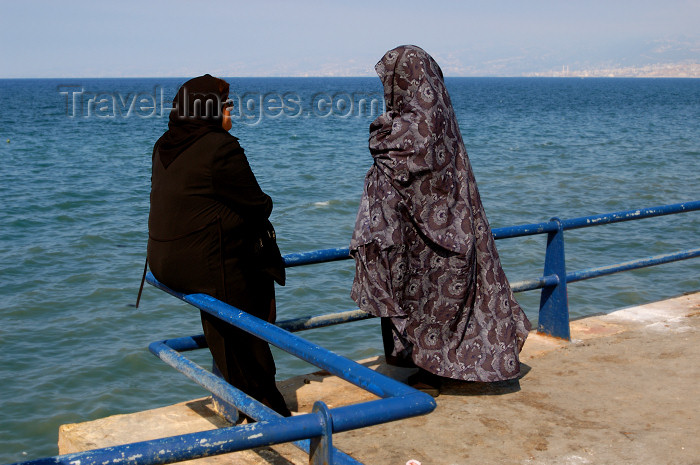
1 0 698 77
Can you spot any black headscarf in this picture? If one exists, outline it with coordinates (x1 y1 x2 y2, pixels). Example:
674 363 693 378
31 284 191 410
154 74 230 168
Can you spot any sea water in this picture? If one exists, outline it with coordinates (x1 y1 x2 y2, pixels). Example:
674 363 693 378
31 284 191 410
0 77 698 461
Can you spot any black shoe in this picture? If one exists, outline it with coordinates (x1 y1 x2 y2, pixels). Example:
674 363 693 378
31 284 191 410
407 369 442 397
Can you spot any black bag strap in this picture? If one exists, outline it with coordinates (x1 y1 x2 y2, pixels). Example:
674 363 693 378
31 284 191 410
135 256 148 308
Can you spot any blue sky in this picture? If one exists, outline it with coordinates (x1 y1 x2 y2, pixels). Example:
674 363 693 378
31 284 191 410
1 0 698 77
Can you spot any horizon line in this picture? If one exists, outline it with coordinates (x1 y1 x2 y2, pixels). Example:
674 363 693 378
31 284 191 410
2 75 698 80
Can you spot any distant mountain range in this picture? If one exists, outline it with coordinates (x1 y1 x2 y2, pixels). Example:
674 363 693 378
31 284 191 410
438 37 700 77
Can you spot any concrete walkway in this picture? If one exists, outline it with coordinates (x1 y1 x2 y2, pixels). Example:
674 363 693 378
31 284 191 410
59 292 700 464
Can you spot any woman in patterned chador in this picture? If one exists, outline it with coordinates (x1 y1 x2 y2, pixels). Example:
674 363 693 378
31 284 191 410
350 46 531 394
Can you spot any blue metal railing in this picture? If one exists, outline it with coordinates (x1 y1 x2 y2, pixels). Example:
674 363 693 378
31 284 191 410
11 200 698 465
143 285 436 465
279 200 700 340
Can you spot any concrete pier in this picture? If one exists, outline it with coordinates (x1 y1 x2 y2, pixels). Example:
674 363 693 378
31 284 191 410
59 292 700 464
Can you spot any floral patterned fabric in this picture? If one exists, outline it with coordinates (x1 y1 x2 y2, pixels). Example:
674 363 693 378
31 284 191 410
350 45 531 382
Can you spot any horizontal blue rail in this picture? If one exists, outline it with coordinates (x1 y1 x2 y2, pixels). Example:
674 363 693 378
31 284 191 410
282 200 700 266
271 247 700 335
16 415 351 465
566 248 700 283
285 247 350 267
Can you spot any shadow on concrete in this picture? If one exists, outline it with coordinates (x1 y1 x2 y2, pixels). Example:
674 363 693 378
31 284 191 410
437 363 531 397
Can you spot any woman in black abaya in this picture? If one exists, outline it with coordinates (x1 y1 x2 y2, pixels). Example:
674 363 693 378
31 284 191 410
147 74 290 417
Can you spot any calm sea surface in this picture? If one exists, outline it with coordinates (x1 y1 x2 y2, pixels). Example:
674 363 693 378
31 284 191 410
1 77 698 461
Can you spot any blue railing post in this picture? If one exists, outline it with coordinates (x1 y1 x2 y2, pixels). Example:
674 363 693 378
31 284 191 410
210 363 240 424
211 393 239 424
310 402 333 465
537 218 570 339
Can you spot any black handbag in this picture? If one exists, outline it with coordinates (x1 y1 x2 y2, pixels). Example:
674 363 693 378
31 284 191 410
252 220 286 286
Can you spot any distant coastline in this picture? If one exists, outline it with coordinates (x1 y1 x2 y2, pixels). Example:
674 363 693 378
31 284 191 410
2 62 699 80
525 62 700 78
